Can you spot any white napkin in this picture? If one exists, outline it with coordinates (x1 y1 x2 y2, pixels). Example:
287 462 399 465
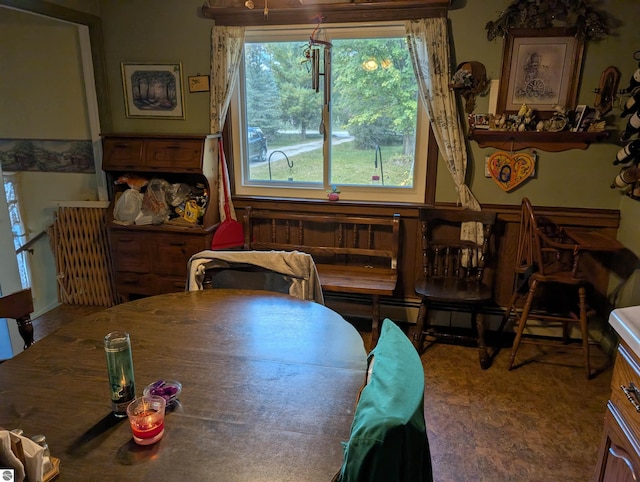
0 430 46 482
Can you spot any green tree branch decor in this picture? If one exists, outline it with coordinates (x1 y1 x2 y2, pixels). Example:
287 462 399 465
485 0 610 42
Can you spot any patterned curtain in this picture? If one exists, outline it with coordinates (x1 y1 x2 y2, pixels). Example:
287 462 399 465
210 26 245 221
406 18 483 257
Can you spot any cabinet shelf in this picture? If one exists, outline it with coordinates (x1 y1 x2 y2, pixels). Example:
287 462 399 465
106 220 218 234
468 129 610 152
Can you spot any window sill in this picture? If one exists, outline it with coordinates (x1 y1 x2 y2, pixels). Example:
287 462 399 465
232 195 423 216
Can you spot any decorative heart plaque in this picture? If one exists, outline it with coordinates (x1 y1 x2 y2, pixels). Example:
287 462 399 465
487 151 535 192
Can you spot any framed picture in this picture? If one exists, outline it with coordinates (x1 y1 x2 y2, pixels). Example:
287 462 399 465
496 28 584 118
468 113 490 130
571 104 587 132
188 75 210 93
121 62 185 119
577 106 597 132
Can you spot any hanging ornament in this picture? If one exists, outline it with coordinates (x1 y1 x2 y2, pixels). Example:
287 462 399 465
487 150 536 192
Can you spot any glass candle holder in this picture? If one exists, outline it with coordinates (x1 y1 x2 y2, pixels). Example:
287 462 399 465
104 331 135 417
126 395 166 445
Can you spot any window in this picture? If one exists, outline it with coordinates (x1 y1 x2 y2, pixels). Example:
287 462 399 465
3 173 31 289
230 23 429 203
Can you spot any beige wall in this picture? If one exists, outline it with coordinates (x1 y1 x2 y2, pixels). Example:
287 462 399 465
614 195 640 307
0 7 98 316
98 0 212 135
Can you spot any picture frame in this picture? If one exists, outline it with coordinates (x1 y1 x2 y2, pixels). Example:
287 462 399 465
188 75 210 93
496 28 584 118
571 104 587 132
577 106 597 132
468 113 490 130
121 62 185 119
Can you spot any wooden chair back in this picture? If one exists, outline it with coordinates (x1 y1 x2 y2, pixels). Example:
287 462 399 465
186 250 324 303
419 208 497 289
0 288 35 350
244 208 399 272
516 198 582 281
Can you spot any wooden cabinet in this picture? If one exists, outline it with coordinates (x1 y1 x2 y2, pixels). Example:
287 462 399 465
594 341 640 481
102 134 219 301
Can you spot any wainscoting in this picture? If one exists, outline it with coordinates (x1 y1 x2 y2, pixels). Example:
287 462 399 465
234 197 624 321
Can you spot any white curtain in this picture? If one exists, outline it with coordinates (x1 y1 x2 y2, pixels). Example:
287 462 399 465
406 18 482 256
210 25 245 221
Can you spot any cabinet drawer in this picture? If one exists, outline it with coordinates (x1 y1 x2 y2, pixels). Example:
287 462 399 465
145 140 203 171
611 342 640 441
109 231 151 273
103 138 144 169
155 276 187 294
154 234 206 277
114 272 155 295
595 401 640 481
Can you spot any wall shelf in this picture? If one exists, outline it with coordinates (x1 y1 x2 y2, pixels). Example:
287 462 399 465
468 129 610 152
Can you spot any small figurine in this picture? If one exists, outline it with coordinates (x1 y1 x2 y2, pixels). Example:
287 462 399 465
326 185 340 201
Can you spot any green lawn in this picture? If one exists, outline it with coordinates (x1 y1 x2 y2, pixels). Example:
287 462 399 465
248 142 413 187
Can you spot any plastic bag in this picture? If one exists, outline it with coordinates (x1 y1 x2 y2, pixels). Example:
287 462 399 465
114 174 149 191
141 178 170 224
166 183 192 207
113 189 143 224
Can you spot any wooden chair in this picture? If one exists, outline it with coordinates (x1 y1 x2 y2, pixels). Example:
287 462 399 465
499 198 611 379
0 288 35 350
413 208 497 369
333 319 433 482
185 250 324 304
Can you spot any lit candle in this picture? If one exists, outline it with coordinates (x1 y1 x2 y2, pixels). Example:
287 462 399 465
127 395 166 445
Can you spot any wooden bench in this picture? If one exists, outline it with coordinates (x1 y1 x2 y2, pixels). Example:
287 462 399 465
243 207 400 347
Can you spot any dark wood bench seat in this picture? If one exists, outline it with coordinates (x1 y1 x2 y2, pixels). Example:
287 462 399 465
243 207 400 347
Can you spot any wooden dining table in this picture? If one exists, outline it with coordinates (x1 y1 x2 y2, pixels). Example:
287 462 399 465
0 290 367 481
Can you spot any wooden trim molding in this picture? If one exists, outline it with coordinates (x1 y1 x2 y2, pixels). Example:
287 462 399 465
200 0 451 26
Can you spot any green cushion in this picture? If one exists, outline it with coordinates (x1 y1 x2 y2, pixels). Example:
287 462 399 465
337 319 433 482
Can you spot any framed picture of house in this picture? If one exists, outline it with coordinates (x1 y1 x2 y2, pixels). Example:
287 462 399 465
496 28 584 118
121 62 185 119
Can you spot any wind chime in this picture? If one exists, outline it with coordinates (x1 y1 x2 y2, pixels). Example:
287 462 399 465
303 18 332 133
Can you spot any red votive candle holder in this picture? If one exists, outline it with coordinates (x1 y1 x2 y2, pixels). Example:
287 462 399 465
126 395 166 445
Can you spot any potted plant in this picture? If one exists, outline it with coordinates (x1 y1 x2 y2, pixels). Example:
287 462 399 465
326 185 340 201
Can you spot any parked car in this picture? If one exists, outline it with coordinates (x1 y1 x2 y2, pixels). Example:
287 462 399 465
248 127 267 162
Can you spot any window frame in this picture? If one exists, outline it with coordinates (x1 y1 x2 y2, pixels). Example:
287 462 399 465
229 22 431 204
3 172 31 289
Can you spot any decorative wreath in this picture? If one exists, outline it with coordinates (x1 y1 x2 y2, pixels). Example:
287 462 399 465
485 0 610 42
